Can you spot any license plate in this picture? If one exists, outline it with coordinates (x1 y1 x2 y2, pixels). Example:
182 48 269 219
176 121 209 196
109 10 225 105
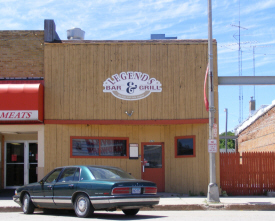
132 187 141 194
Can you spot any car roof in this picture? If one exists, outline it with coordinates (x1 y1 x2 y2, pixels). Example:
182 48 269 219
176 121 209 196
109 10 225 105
56 165 121 170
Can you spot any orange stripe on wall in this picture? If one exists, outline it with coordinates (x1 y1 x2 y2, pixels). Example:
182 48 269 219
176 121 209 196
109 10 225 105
44 119 209 125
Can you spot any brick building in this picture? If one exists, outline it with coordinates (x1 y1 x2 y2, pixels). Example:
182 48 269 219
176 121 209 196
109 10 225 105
0 30 44 189
235 100 275 152
0 31 44 78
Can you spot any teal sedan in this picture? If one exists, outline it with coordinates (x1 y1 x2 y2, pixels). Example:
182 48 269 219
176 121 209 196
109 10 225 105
13 165 159 218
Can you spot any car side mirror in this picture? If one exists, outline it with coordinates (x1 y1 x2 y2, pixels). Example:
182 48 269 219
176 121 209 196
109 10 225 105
39 180 44 185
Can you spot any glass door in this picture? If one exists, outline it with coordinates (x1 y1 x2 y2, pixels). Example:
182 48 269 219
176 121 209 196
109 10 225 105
6 143 25 187
5 141 38 188
29 143 38 184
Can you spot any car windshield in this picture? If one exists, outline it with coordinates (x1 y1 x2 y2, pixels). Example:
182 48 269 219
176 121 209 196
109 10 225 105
88 167 135 180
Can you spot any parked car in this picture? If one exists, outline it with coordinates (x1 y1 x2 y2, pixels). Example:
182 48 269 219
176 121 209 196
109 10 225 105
13 165 159 218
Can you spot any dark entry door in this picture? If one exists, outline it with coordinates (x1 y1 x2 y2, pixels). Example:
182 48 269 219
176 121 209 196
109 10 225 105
5 142 38 188
141 143 165 192
6 143 25 187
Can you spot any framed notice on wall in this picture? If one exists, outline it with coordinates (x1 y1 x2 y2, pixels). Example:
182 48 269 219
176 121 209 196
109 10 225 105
129 144 139 159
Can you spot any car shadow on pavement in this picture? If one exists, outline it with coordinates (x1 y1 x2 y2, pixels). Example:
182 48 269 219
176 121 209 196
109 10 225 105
34 209 166 220
0 189 14 200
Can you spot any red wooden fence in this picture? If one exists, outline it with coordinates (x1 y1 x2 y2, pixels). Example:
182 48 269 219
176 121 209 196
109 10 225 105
220 152 275 195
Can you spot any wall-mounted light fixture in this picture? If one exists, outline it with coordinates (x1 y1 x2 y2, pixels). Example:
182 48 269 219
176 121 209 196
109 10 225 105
125 111 134 117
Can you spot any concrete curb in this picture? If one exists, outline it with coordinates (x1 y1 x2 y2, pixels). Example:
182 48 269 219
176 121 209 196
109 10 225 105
1 203 275 213
143 204 275 211
0 207 21 212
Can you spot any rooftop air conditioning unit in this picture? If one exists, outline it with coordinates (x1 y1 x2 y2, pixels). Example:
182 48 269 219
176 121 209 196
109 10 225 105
67 28 85 40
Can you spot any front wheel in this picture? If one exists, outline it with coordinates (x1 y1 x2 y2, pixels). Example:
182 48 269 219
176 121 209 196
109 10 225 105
22 193 35 214
122 209 140 216
74 193 93 218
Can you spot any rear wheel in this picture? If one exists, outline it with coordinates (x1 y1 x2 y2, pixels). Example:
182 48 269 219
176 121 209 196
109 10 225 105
74 193 93 218
22 193 35 214
122 209 140 216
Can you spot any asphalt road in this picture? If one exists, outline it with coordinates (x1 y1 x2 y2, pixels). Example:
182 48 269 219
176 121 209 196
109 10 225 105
1 210 275 221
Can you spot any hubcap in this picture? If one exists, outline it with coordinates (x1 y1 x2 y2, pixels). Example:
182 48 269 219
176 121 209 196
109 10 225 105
23 197 28 212
77 198 87 213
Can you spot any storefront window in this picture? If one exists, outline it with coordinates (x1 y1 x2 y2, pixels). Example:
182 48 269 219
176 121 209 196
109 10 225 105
71 137 128 158
175 136 196 158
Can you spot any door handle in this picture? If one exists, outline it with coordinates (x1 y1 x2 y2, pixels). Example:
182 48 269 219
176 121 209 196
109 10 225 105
47 185 53 189
143 165 145 173
69 184 74 188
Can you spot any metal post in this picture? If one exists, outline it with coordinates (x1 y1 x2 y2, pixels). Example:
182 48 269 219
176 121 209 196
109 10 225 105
207 0 220 203
224 108 228 153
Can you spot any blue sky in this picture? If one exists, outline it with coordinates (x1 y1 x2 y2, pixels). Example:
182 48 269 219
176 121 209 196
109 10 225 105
1 0 275 133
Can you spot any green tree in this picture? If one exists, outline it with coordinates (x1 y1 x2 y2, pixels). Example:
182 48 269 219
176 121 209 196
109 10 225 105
219 131 235 149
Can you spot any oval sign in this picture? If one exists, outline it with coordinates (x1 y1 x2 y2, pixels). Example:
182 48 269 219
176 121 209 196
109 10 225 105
103 72 162 101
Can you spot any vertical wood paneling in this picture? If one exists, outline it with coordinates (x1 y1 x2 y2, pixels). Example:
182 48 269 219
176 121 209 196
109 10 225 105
184 45 192 119
110 45 116 119
179 45 186 119
161 45 169 119
131 45 140 120
44 45 52 119
115 44 123 120
68 126 76 165
44 41 217 194
120 44 128 120
138 44 150 119
80 45 87 119
63 45 70 119
86 45 94 119
55 46 64 119
56 125 63 167
45 42 214 121
45 123 212 194
69 45 76 119
75 45 82 119
61 125 70 166
167 45 176 119
148 44 157 120
104 44 111 119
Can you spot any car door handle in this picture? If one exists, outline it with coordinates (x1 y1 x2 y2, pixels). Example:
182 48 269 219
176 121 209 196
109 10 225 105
47 185 53 189
69 184 74 188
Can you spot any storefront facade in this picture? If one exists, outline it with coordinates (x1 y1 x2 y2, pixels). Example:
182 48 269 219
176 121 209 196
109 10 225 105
43 40 219 194
0 31 44 189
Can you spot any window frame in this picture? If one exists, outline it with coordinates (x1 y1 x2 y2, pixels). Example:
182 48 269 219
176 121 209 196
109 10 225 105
175 135 196 158
57 167 79 182
70 136 129 158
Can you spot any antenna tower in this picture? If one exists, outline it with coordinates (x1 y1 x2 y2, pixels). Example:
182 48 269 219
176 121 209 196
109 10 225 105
232 0 247 123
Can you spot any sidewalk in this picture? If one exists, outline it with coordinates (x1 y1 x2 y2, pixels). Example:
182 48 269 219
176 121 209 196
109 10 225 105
0 190 275 212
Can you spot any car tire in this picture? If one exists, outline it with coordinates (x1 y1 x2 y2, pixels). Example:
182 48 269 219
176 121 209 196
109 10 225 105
22 193 35 214
122 209 140 216
74 193 93 218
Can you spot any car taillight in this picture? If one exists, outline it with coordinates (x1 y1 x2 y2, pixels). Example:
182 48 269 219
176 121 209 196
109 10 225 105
112 187 131 195
144 187 157 194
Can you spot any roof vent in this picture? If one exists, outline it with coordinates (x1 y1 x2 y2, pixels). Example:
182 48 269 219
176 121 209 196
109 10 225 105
67 28 85 40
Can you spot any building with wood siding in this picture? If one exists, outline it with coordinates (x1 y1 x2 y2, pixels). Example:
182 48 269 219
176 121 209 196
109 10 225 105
0 21 220 194
43 37 219 194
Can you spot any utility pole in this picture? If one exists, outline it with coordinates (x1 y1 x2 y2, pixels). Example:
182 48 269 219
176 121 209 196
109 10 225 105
207 0 220 203
224 108 228 153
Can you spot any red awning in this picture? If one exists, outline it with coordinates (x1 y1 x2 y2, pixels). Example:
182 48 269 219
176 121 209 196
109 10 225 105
0 84 44 123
